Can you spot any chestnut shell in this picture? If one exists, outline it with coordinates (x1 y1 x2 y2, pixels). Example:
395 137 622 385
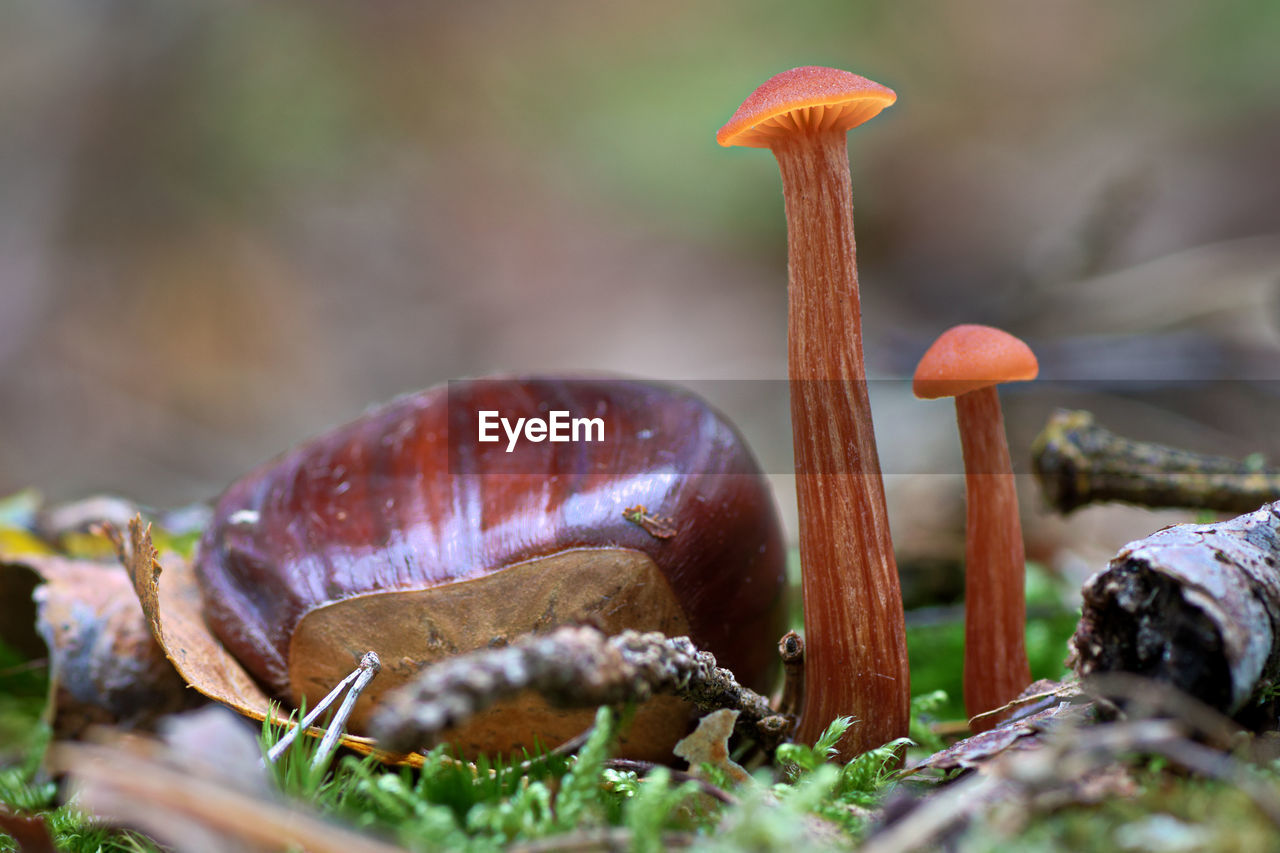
193 377 787 719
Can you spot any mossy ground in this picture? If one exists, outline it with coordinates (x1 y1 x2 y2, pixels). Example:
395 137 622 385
3 536 1279 851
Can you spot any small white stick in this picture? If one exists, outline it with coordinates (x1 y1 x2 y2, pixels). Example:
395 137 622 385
311 652 382 770
265 652 378 764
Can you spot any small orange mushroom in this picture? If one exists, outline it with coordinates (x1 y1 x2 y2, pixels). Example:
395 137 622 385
719 67 907 760
914 324 1038 732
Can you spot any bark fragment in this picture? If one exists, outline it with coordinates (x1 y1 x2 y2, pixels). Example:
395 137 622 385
1070 501 1280 719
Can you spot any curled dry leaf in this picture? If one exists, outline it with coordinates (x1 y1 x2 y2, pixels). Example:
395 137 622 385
907 704 1073 774
119 517 419 765
121 518 272 723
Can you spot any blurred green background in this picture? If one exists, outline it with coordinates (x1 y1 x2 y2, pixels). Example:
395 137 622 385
3 0 1279 587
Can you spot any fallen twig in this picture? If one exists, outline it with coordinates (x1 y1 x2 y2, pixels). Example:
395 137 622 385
311 651 381 769
1032 409 1280 514
265 652 380 764
867 716 1280 853
776 631 804 720
370 625 783 756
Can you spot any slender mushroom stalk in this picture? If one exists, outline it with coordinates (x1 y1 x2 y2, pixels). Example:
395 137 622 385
913 324 1039 732
718 66 908 759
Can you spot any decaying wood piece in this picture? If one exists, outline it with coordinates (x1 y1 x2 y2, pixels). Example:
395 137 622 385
1032 409 1280 514
1070 501 1280 719
371 625 786 756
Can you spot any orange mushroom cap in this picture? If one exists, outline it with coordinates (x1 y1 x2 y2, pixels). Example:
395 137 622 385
913 324 1039 400
717 66 897 149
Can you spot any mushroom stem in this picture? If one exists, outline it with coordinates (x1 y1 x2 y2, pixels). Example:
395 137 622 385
955 386 1030 731
771 133 909 757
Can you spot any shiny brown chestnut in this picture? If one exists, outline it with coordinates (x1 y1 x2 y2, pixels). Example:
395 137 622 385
193 377 787 759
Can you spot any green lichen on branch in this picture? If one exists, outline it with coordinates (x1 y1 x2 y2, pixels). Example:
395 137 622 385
1033 409 1280 514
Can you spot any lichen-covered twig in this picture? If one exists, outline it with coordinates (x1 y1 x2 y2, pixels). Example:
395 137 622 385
370 626 784 755
1070 501 1280 721
1032 409 1280 514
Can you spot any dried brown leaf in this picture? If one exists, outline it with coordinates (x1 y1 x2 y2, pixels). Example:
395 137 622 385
121 518 269 721
119 517 418 764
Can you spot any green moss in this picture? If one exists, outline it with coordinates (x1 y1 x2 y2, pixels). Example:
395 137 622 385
0 537 1241 852
907 562 1079 722
0 643 48 763
0 729 159 853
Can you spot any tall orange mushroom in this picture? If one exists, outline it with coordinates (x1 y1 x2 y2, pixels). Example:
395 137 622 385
718 66 908 759
913 324 1038 732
